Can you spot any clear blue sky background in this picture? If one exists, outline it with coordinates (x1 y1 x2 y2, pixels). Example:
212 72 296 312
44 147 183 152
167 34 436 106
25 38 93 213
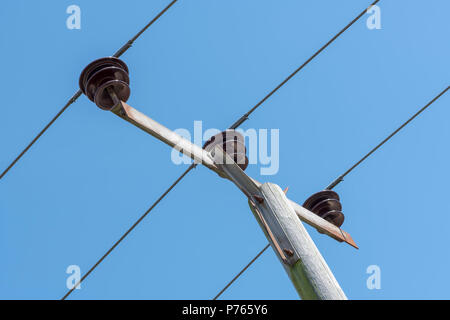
1 0 449 300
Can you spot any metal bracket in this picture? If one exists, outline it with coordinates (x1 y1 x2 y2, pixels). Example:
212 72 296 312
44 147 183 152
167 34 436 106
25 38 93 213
212 146 300 266
248 199 299 266
107 87 129 118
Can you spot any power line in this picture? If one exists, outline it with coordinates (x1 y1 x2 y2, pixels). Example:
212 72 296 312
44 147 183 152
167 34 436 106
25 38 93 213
213 244 270 300
0 0 179 181
213 0 381 299
326 86 450 190
229 0 380 130
214 85 449 299
0 90 82 180
62 163 195 300
112 0 179 58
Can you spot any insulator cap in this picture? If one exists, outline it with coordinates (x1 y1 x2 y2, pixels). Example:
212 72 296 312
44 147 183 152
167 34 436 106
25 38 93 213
203 130 249 171
79 57 130 110
303 190 345 227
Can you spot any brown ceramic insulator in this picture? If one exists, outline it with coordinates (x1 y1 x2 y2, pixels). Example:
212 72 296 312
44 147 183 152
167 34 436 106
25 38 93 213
303 190 345 227
203 130 249 171
79 57 130 110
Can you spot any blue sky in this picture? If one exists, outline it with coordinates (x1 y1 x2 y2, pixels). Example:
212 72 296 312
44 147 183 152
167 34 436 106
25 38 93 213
1 0 449 300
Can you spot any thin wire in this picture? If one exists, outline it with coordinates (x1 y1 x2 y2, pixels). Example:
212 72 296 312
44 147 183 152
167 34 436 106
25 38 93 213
229 0 380 130
213 0 381 299
213 244 270 300
0 0 179 180
0 90 82 180
214 85 449 300
62 163 195 300
326 86 450 190
113 0 179 58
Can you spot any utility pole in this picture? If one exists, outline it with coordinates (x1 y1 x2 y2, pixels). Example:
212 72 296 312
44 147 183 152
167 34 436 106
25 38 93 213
78 57 357 299
213 147 346 299
253 184 346 299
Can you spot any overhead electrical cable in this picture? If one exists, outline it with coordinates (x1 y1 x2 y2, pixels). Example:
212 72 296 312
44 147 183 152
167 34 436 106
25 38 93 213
325 86 450 190
229 0 380 129
61 163 194 300
0 0 179 180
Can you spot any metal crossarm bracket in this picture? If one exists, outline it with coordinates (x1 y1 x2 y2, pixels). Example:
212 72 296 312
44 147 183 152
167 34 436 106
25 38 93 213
210 146 358 249
211 146 299 266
